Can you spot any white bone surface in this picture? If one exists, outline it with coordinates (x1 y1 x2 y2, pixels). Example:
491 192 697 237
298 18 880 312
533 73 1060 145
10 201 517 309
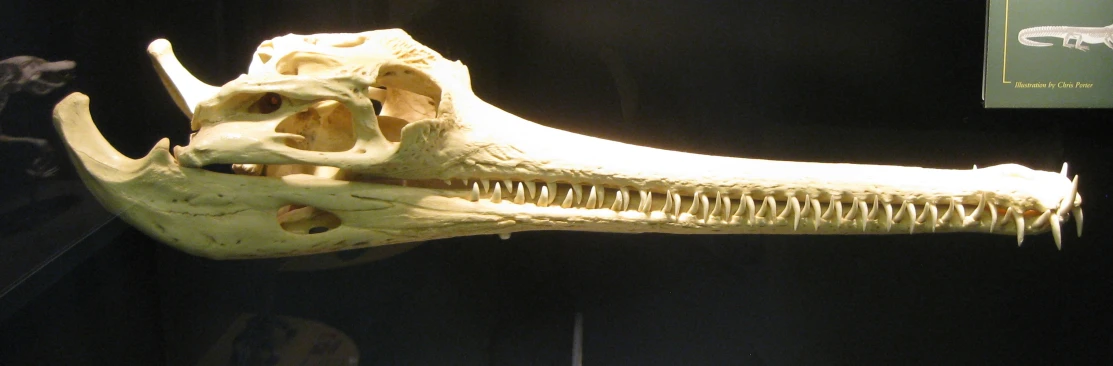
52 29 1082 259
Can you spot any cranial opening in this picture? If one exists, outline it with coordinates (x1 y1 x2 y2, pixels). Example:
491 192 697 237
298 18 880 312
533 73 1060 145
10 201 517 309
268 52 440 146
239 63 441 180
277 204 342 235
367 64 441 142
275 99 356 151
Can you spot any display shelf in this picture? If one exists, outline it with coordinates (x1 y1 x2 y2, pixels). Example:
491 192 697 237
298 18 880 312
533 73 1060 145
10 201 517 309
0 183 124 322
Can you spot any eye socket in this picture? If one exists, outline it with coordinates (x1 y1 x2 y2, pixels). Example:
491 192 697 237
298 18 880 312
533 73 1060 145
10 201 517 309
250 92 284 114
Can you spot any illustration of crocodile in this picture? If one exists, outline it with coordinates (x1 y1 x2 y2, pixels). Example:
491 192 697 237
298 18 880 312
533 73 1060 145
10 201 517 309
1018 23 1113 51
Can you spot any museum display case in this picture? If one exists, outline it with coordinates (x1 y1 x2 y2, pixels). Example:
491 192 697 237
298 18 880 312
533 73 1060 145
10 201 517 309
1 1 1110 364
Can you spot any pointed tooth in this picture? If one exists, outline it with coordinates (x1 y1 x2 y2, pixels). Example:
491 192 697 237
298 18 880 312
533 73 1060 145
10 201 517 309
810 198 822 230
463 178 469 186
513 182 525 204
688 192 702 215
777 195 792 219
973 164 978 170
610 190 624 211
968 193 985 222
756 197 768 217
857 200 869 231
1057 175 1080 217
893 201 908 223
469 182 480 202
638 190 648 212
739 194 756 223
883 202 893 232
586 186 598 208
867 196 880 220
987 201 998 233
711 192 722 217
747 195 759 222
822 199 840 227
756 196 777 221
620 187 630 211
538 184 550 207
642 192 653 214
1000 206 1014 229
756 195 774 218
1073 207 1083 237
928 203 938 232
662 189 674 215
525 181 537 200
673 192 683 217
800 196 812 216
722 195 732 221
906 203 917 234
1031 209 1051 228
700 194 710 221
444 179 452 186
498 233 511 240
491 182 502 203
843 197 860 221
503 180 514 195
1060 162 1069 178
1050 214 1062 250
939 200 954 224
481 179 490 194
732 194 747 218
546 182 558 205
1013 209 1025 246
561 188 574 208
952 200 964 224
788 197 801 231
572 184 583 205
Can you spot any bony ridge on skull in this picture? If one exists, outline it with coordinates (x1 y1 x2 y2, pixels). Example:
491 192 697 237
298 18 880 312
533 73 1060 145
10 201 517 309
51 29 1083 259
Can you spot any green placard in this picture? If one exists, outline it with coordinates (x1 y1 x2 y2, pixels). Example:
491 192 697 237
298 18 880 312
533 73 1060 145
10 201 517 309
984 0 1113 108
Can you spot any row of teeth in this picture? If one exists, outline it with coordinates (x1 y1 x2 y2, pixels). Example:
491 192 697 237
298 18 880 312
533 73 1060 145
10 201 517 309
448 177 1081 249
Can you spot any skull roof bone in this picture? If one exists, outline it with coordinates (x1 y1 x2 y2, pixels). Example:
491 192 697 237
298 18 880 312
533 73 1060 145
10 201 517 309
52 29 1082 259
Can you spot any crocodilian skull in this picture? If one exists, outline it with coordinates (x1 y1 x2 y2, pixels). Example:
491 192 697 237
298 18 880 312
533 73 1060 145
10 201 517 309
52 29 1082 260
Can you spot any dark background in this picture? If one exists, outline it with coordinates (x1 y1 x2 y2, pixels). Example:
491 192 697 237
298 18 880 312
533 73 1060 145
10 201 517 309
1 0 1110 364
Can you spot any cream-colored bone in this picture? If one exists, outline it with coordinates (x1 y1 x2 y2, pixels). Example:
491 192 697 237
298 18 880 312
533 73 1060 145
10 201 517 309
53 29 1082 259
147 39 219 118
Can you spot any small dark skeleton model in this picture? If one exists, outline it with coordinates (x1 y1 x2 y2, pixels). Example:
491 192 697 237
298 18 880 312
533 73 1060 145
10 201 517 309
0 56 76 177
